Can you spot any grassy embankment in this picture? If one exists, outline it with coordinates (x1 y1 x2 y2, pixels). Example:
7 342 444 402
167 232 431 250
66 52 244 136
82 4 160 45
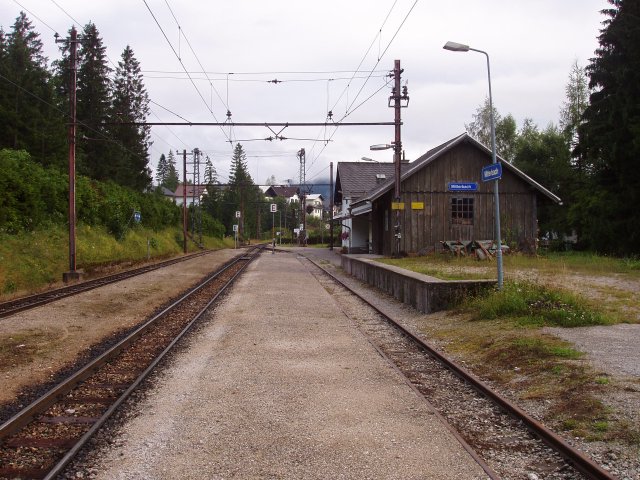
379 252 640 445
0 224 234 297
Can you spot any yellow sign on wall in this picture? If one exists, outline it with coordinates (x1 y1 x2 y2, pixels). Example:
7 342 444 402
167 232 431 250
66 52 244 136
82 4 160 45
411 202 424 210
391 202 405 210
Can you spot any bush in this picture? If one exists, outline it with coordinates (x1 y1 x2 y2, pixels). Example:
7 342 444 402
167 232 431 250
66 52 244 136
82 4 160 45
467 280 611 327
0 149 182 238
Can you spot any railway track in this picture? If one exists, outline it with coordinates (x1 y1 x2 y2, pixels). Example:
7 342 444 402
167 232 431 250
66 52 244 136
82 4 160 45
0 246 263 480
0 250 213 319
302 255 615 480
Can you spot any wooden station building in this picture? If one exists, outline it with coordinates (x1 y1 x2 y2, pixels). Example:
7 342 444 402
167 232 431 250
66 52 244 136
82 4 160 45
334 133 561 256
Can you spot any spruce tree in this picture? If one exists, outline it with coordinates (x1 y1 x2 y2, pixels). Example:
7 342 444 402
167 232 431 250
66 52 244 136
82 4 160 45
223 143 260 239
74 22 112 181
110 45 151 190
156 153 168 186
575 0 640 254
165 150 179 191
0 13 65 166
204 155 217 185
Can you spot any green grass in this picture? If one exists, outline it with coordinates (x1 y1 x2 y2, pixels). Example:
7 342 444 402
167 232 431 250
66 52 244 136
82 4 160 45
0 224 234 297
378 256 489 280
378 251 640 281
464 280 612 328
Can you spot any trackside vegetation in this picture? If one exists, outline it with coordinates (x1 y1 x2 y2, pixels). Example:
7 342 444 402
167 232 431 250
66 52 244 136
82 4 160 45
464 280 611 328
0 149 231 295
383 253 639 445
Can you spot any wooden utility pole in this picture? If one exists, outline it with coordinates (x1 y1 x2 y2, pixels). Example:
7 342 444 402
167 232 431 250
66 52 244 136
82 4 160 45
59 26 81 282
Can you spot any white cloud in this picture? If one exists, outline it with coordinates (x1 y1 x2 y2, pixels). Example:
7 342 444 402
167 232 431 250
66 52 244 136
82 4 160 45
1 0 604 184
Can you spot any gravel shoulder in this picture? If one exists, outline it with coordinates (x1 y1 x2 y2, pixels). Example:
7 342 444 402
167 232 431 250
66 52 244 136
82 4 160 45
0 249 237 407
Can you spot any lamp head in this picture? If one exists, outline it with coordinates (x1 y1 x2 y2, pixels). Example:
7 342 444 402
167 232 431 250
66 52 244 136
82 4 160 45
370 144 393 151
443 41 470 52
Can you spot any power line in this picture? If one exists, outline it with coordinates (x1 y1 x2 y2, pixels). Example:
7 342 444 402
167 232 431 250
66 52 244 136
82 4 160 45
150 99 191 123
141 0 231 144
0 70 149 165
11 0 59 35
47 0 121 71
141 69 389 75
306 0 418 176
143 73 388 83
162 0 229 113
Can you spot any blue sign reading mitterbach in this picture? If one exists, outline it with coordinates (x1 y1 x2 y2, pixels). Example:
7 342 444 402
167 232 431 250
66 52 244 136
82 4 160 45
482 163 502 182
447 182 478 192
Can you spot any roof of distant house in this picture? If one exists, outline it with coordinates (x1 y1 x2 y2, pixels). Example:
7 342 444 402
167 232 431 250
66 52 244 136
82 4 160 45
173 184 208 197
265 185 300 198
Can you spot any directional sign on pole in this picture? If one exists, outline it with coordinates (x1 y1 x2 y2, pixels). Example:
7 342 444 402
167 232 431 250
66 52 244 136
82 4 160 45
481 163 502 182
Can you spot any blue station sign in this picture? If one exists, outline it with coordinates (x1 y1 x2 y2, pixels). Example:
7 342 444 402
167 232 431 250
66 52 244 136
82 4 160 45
447 182 478 192
481 163 503 182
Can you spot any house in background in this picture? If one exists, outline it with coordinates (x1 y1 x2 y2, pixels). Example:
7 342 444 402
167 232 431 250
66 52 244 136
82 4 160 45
166 184 209 207
335 133 561 255
304 193 325 219
264 185 300 203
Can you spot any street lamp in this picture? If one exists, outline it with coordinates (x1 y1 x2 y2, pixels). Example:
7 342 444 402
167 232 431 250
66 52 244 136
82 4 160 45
360 156 379 163
370 142 402 258
443 40 504 289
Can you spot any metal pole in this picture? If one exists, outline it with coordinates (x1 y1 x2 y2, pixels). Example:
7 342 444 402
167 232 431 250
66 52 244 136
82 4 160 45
471 48 503 289
393 59 402 258
329 161 334 250
182 149 187 254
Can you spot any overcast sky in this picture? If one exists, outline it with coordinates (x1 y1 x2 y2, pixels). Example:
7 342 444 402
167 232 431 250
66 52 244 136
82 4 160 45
2 0 605 186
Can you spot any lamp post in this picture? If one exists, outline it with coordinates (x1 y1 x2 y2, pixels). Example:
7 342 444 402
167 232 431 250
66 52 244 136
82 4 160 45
370 142 402 257
360 156 379 163
443 41 503 289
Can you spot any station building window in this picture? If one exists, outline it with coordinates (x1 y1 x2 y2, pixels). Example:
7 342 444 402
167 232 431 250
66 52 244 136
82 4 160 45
451 197 474 225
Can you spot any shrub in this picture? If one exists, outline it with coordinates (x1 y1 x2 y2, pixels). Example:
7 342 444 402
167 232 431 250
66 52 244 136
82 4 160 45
467 280 610 327
0 149 182 239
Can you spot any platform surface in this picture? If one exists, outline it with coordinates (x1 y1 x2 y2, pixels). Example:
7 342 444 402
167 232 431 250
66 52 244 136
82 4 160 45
92 250 488 479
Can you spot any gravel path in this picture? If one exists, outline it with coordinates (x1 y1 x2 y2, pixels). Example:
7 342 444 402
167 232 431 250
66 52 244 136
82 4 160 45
545 324 640 378
87 252 488 479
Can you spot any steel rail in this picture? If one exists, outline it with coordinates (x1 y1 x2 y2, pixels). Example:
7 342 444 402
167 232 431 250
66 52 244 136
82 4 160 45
304 255 616 480
0 250 212 319
0 246 263 479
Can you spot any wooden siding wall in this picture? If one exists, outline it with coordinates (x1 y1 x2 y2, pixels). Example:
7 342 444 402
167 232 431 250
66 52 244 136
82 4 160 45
374 142 539 255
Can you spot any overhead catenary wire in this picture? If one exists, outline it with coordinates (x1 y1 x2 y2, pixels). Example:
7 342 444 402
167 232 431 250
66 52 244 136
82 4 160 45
141 0 231 144
304 0 402 176
48 0 121 72
0 70 150 165
305 0 418 178
162 0 229 113
11 0 59 36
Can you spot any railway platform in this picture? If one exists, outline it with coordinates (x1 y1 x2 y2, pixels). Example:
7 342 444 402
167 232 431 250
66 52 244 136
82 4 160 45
89 249 489 479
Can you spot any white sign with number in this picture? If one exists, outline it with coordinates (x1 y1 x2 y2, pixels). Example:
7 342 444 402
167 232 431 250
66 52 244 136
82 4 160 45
235 211 241 218
233 224 238 232
270 204 277 213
